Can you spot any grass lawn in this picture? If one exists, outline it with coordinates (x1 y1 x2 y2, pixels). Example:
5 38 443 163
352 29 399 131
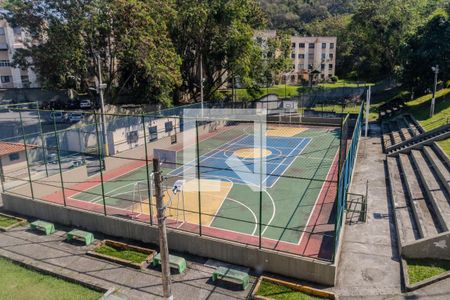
94 244 149 264
0 215 22 228
407 258 450 285
318 79 374 89
226 80 374 100
256 279 325 300
0 258 101 300
405 88 450 156
307 104 376 120
228 85 300 100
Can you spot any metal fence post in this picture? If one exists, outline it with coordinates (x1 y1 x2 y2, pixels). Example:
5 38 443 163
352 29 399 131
142 114 153 225
94 111 107 216
19 110 35 200
37 105 49 177
259 121 263 249
52 110 67 206
195 120 202 236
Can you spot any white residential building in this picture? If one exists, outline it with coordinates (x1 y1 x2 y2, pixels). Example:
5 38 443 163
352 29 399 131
0 20 40 89
254 30 337 85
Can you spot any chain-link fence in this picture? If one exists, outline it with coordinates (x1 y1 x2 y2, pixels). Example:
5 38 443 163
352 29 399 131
0 100 364 262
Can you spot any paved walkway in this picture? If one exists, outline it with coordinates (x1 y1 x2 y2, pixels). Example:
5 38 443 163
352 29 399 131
0 223 254 300
334 128 450 300
334 134 402 299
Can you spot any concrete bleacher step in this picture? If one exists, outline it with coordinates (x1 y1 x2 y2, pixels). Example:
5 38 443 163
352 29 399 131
396 118 413 140
402 115 420 137
386 124 450 156
382 122 394 149
389 121 403 145
410 150 450 231
398 154 442 238
423 146 450 198
404 114 425 135
387 156 420 244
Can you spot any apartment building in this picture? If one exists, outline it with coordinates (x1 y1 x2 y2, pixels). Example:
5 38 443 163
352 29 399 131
0 20 39 89
254 30 337 85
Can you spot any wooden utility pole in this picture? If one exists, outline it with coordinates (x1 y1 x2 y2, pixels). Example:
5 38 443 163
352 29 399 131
153 158 173 300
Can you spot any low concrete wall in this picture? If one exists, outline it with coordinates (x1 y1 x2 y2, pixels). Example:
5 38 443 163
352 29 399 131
402 232 450 260
2 193 336 286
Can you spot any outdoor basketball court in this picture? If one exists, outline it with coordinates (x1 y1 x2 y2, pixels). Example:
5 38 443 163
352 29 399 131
43 123 340 259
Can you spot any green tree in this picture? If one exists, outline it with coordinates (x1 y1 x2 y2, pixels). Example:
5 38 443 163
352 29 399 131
3 0 181 105
347 0 429 81
171 0 266 102
402 7 450 93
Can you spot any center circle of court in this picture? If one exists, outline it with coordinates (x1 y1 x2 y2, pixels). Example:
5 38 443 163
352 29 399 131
233 147 272 159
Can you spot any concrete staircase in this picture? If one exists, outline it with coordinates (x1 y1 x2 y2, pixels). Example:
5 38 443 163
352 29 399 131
386 124 450 156
384 114 450 260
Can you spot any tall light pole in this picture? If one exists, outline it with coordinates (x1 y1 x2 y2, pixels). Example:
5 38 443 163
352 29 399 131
430 65 439 117
200 55 204 118
96 54 108 156
153 158 173 300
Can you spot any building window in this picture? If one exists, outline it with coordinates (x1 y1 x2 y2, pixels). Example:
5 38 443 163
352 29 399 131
291 42 296 48
0 28 4 35
330 43 335 49
308 64 313 70
126 130 139 144
309 43 315 49
9 152 20 161
329 64 333 70
21 75 30 88
299 43 305 48
321 64 325 70
329 53 334 60
298 54 304 59
308 53 314 61
321 53 326 59
291 53 295 59
0 60 10 67
165 121 173 132
149 126 158 141
322 43 326 49
1 76 10 83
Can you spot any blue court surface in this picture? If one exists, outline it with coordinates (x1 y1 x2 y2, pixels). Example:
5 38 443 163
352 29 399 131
170 135 311 188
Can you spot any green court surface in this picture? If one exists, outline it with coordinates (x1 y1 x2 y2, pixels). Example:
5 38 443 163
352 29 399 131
71 124 340 244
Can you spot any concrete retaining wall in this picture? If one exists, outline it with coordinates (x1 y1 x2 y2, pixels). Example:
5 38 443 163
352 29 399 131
402 232 450 260
2 193 337 286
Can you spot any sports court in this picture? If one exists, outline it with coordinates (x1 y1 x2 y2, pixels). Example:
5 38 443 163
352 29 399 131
43 122 340 260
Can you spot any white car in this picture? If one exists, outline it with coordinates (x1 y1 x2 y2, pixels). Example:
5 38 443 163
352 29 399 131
80 99 92 109
68 112 83 123
49 111 66 123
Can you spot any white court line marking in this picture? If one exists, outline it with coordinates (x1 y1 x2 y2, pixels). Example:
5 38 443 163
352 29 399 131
70 162 146 200
72 125 232 199
90 180 146 204
169 133 248 177
264 138 312 188
226 197 258 236
297 148 339 246
207 177 234 227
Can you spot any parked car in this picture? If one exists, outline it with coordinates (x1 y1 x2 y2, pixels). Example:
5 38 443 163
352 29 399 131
49 111 67 123
47 153 58 164
68 112 83 123
80 99 92 109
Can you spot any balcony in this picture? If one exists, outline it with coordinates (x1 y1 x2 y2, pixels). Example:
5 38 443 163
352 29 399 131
0 43 8 51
